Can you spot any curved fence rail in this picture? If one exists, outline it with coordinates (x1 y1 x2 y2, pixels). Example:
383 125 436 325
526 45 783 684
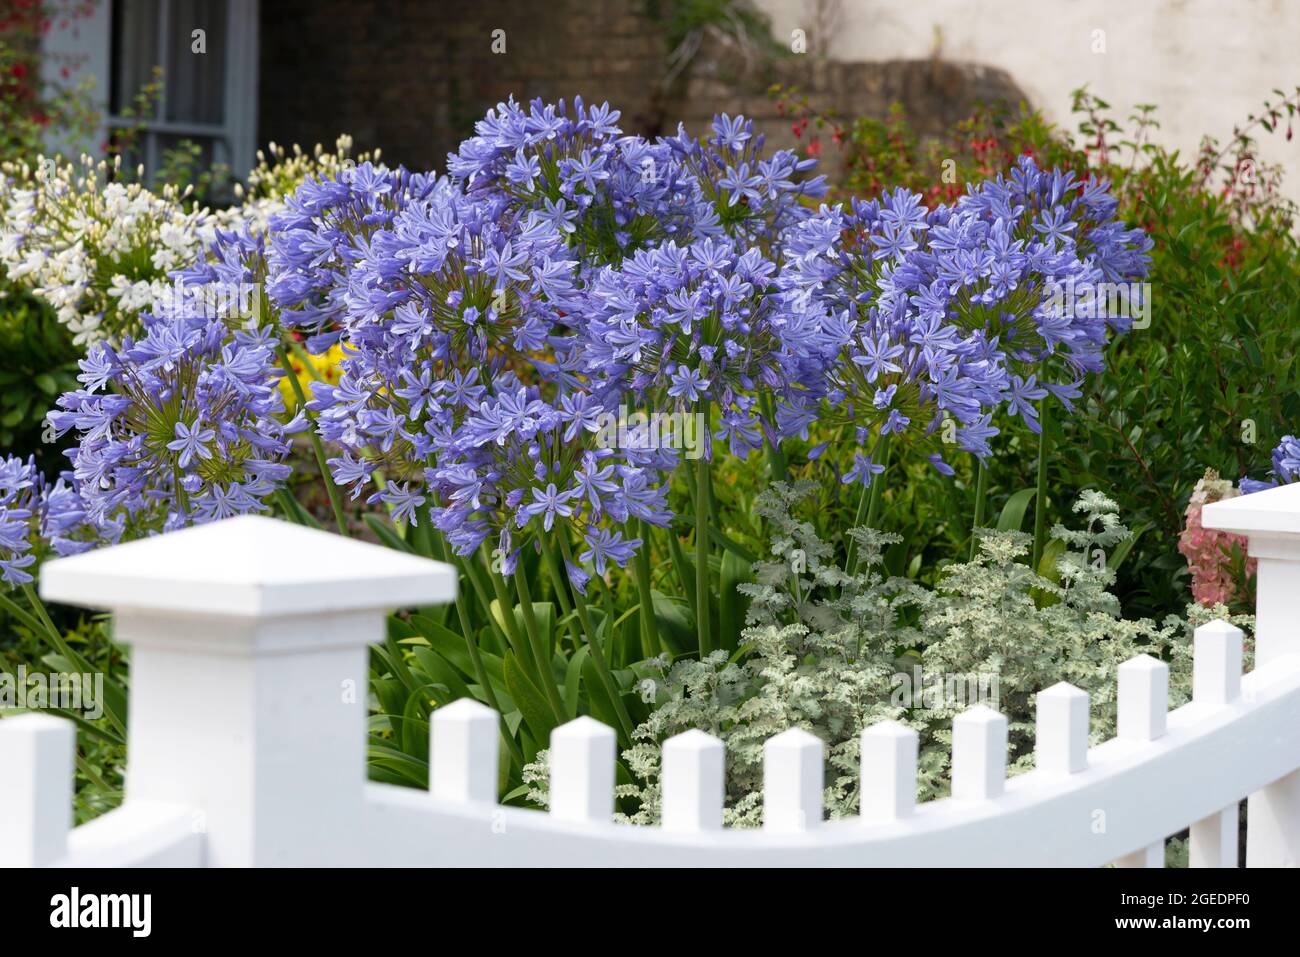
4 483 1300 867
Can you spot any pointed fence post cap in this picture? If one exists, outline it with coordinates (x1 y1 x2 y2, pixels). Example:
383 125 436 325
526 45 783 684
1040 681 1088 701
665 728 724 752
766 727 824 751
1203 482 1300 537
956 703 1005 725
863 719 917 740
39 515 456 619
553 715 617 742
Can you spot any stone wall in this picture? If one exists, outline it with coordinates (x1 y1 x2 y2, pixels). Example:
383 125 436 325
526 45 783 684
676 41 1027 182
258 0 1027 176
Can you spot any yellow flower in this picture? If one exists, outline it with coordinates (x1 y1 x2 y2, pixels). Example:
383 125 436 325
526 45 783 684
279 344 346 407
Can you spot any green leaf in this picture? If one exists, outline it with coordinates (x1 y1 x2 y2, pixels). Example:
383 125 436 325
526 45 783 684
364 514 414 554
504 651 557 745
580 655 621 729
367 741 427 787
996 488 1037 532
651 591 693 655
563 644 591 717
709 526 757 565
718 549 751 651
409 645 472 705
1107 522 1152 575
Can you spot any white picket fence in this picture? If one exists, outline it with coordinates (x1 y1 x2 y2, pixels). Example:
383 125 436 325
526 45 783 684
3 483 1300 867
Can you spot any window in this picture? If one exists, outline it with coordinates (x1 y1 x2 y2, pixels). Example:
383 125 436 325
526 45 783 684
104 0 258 185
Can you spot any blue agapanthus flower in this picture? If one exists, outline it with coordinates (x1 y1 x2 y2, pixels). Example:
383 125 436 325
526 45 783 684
0 456 92 586
581 235 820 459
266 162 443 351
47 306 304 537
661 111 828 250
1241 435 1300 494
779 156 1152 485
450 96 698 268
303 170 670 580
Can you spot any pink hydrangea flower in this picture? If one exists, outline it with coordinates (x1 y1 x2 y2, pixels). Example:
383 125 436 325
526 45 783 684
1178 469 1256 606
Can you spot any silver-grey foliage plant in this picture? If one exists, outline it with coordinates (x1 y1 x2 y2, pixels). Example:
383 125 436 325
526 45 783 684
527 482 1253 826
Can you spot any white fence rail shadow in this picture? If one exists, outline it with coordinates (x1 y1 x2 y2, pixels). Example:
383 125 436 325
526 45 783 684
4 483 1300 867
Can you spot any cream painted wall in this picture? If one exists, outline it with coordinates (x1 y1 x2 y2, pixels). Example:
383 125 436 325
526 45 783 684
756 0 1300 206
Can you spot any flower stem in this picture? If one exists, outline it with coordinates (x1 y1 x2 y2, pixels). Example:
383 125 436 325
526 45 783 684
556 535 634 742
480 546 530 662
632 520 660 658
444 554 524 770
865 435 892 530
276 346 350 537
461 547 512 651
20 583 78 667
665 526 696 607
758 390 786 482
513 565 566 723
1031 401 1051 570
539 535 580 653
695 402 713 657
844 479 870 572
15 585 127 739
970 457 989 561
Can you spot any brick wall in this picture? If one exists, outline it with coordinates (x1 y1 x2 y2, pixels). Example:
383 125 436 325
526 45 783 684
258 0 1026 176
258 0 667 173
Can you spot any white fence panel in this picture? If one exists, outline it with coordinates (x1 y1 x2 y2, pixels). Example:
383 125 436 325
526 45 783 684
0 483 1298 867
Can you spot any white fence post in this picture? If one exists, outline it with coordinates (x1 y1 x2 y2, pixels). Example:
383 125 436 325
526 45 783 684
550 717 616 823
1205 483 1300 866
860 720 917 822
0 714 74 866
951 706 1007 801
39 515 455 867
1114 655 1169 867
1189 622 1243 867
662 729 725 832
763 728 823 832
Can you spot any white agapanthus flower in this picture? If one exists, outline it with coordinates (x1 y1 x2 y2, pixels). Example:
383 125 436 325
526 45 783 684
2 135 376 350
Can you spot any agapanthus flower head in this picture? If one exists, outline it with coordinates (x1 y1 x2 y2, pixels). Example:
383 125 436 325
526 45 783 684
304 176 669 579
661 111 828 250
266 161 442 351
47 304 303 537
0 455 92 586
450 96 699 268
779 157 1152 484
581 235 811 459
1241 434 1300 494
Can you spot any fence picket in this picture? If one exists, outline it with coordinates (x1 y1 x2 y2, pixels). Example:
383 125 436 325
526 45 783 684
1193 620 1244 708
430 699 499 804
1036 683 1089 775
952 706 1007 801
662 729 725 832
763 728 823 832
0 714 73 867
860 720 918 822
1114 842 1165 868
1118 654 1168 742
550 717 616 823
1189 807 1239 868
1188 621 1245 867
